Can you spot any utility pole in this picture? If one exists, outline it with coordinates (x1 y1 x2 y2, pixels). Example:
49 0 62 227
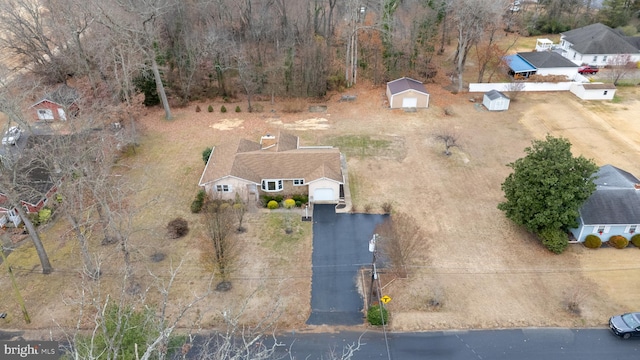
368 234 378 307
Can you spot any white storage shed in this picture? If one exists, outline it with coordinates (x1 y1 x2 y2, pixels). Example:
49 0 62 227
483 90 510 111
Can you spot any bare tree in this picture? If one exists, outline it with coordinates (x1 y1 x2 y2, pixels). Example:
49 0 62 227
449 0 506 92
505 80 525 101
374 213 429 278
607 54 635 86
435 128 461 156
202 199 238 283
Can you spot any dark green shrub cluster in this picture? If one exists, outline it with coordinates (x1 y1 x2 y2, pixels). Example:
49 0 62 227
584 234 602 249
538 228 568 254
367 304 389 326
608 235 629 249
291 194 308 205
261 195 284 207
267 200 279 209
221 105 227 113
167 217 189 239
191 190 206 213
208 104 214 112
202 147 213 164
235 105 241 112
631 234 640 248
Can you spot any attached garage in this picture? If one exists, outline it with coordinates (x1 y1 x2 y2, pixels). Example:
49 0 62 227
386 77 429 109
308 179 341 204
313 188 334 202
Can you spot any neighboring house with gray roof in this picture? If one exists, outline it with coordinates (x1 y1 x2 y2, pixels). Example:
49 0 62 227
559 23 640 67
504 51 579 79
198 132 345 205
386 77 429 109
569 165 640 242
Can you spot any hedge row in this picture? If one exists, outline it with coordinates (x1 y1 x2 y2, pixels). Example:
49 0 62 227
584 233 640 249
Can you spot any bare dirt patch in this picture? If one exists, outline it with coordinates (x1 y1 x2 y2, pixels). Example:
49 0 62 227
3 82 640 337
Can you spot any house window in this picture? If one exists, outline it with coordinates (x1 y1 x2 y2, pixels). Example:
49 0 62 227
261 179 283 192
603 91 608 95
595 225 605 234
215 184 231 192
293 179 305 186
626 225 637 234
603 56 607 62
573 53 576 59
37 109 54 120
593 56 597 62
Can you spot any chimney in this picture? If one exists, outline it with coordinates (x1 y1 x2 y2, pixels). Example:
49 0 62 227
260 134 276 150
635 184 640 190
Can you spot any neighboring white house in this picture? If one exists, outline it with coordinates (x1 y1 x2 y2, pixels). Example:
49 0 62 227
559 23 640 67
198 132 345 205
386 77 430 109
504 51 579 79
570 82 617 100
482 90 510 111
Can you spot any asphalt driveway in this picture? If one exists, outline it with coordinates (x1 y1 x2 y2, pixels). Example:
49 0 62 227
306 204 387 326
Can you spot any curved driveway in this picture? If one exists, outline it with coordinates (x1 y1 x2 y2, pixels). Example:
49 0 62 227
306 205 387 326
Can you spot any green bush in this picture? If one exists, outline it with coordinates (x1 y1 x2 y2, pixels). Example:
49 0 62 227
608 235 629 249
267 200 279 209
202 147 213 164
208 104 213 112
367 304 389 326
37 207 52 225
284 198 296 209
261 195 285 207
291 194 309 205
584 234 602 249
191 190 206 213
235 105 241 113
538 227 568 254
631 234 640 248
221 105 227 113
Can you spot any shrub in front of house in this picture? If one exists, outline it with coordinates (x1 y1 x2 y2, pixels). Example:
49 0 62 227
284 198 296 209
191 190 206 213
608 235 629 249
538 227 568 254
584 234 602 249
631 234 640 248
291 194 308 205
261 195 284 207
367 304 389 326
267 200 279 209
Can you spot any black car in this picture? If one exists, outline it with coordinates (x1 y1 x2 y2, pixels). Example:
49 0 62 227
610 313 640 339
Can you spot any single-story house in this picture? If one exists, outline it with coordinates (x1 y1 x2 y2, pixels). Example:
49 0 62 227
559 23 640 67
504 52 579 79
0 166 57 227
386 77 429 109
569 165 640 242
569 82 617 100
31 84 79 121
198 132 345 205
482 90 510 111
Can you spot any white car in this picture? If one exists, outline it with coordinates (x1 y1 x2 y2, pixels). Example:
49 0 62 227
2 126 22 145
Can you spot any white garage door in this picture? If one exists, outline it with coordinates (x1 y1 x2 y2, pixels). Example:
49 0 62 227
313 188 334 202
402 97 418 108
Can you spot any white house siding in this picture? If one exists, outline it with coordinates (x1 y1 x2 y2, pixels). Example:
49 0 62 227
564 48 640 67
389 90 429 109
308 179 341 203
535 67 578 79
204 176 255 201
570 223 637 242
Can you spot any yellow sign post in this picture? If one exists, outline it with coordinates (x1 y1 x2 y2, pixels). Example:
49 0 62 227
380 295 391 304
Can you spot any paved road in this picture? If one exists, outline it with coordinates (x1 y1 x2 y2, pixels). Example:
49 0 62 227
272 328 640 360
306 205 387 326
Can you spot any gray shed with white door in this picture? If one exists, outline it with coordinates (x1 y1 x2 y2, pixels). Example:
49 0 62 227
483 90 510 111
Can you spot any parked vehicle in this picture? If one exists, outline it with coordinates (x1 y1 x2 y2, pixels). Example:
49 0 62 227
2 126 21 145
610 313 640 339
578 65 599 75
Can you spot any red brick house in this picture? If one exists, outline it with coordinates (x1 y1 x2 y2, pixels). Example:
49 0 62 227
31 84 79 121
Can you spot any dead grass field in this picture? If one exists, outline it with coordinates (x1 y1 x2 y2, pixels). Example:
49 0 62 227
3 63 640 338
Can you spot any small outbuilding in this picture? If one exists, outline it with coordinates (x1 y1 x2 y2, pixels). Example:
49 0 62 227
483 90 510 111
570 82 617 100
386 77 429 109
30 84 79 121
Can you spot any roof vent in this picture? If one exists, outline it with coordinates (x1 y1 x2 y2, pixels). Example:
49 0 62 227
634 183 640 190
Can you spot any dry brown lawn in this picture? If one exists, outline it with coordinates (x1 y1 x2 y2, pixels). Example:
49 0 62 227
2 77 640 339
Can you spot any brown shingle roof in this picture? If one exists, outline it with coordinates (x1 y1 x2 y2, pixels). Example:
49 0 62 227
199 133 343 186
